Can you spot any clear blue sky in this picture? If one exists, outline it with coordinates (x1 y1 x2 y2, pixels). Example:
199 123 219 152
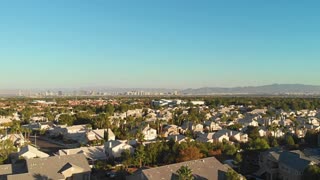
1 0 320 89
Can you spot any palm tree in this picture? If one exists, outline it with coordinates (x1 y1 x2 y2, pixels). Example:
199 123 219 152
11 120 21 134
0 139 16 163
134 145 145 168
176 165 194 180
136 131 145 144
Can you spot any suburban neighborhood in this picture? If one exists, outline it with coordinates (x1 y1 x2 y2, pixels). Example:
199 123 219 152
0 97 320 179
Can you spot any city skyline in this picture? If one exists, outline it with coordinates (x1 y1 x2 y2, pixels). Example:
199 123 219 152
1 1 320 89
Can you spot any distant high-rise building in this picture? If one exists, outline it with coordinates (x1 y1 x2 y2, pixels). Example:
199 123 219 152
58 91 63 96
18 90 22 96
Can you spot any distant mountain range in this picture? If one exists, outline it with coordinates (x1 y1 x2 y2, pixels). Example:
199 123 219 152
180 84 320 95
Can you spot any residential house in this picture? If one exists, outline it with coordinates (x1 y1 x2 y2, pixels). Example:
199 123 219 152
104 140 134 158
257 118 271 126
212 129 248 143
30 116 48 123
86 128 115 143
161 125 179 138
203 121 222 132
256 148 282 180
0 133 27 147
270 129 285 138
212 131 229 142
145 112 158 122
279 151 319 180
57 146 106 164
0 116 13 126
6 154 91 180
230 131 249 143
308 117 319 126
190 101 205 106
279 118 293 127
49 124 90 143
0 113 20 127
126 109 143 118
258 127 268 137
238 117 259 127
196 133 215 143
22 122 54 131
18 145 49 159
141 124 157 141
167 135 190 144
249 108 268 115
0 164 12 180
127 157 230 180
180 121 204 134
257 149 319 180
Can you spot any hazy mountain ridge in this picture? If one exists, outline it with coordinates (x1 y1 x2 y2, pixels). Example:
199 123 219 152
180 84 320 95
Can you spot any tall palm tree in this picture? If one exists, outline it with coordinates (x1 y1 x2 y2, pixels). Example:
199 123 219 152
176 165 194 180
11 120 21 134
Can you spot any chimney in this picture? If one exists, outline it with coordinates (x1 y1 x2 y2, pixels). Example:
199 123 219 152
109 141 112 148
175 136 178 142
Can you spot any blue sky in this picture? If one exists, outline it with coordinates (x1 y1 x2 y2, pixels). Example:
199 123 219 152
1 0 320 89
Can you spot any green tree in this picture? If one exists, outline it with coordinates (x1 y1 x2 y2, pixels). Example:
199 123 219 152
223 143 237 156
246 126 260 140
176 165 194 180
121 149 133 170
234 153 242 165
0 139 16 164
225 169 244 180
134 145 146 168
58 114 75 126
305 130 318 146
44 112 55 121
10 120 21 134
249 138 270 150
303 165 320 180
285 135 295 146
104 104 115 116
136 130 145 144
177 146 203 162
94 114 111 129
270 138 279 147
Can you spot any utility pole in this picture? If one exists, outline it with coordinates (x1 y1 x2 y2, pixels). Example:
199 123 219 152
35 133 37 147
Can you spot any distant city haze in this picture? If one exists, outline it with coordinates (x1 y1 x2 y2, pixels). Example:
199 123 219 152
1 1 320 89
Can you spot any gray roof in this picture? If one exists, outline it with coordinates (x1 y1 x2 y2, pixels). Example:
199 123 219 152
8 154 91 180
105 140 124 149
268 151 280 161
18 145 50 158
279 150 319 172
58 146 106 160
167 135 187 142
128 157 229 180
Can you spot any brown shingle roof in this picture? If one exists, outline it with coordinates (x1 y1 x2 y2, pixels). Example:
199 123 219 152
128 157 229 180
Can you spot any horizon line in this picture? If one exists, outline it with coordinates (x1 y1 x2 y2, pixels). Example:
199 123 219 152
0 83 320 91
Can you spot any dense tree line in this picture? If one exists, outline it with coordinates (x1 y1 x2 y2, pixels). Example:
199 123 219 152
120 139 239 169
205 97 320 111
